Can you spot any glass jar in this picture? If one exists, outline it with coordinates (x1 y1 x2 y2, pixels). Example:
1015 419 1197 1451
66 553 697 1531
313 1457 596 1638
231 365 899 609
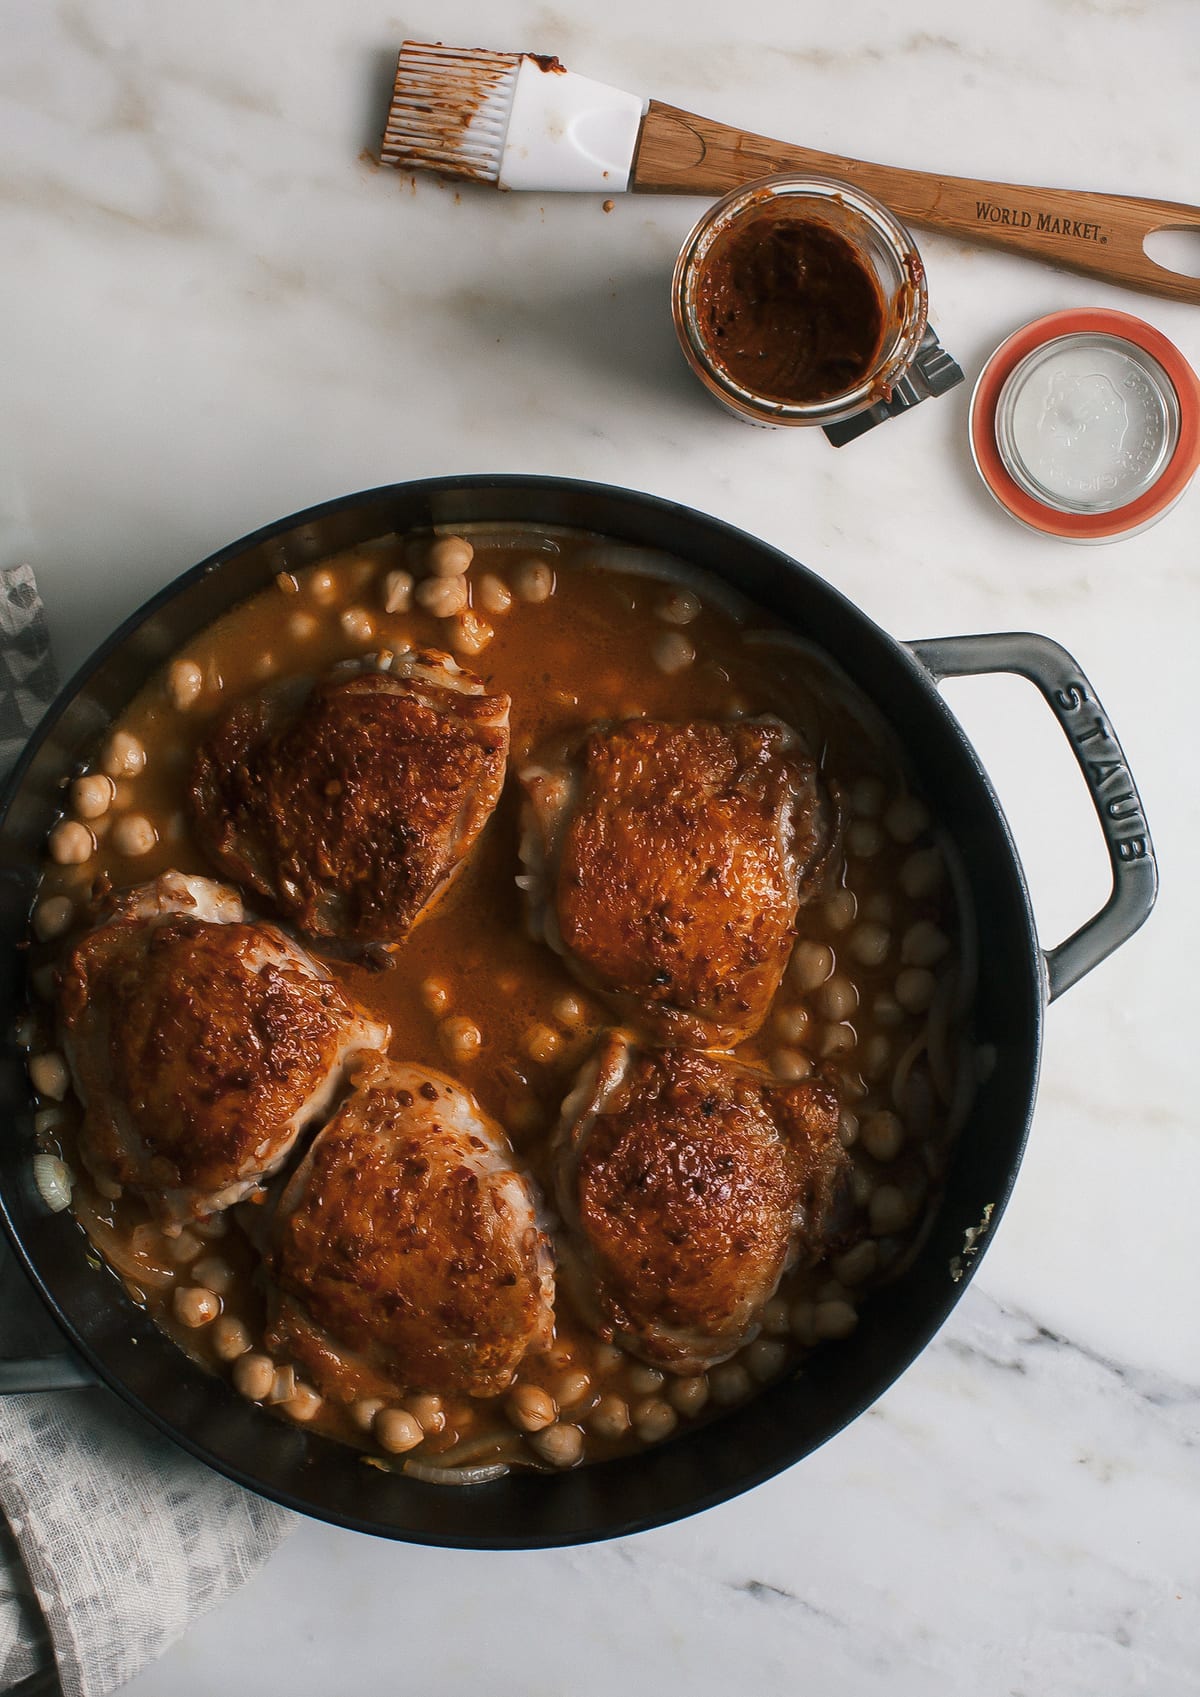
672 174 929 429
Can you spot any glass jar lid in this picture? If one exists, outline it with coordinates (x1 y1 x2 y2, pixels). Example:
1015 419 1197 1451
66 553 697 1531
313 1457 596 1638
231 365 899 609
970 309 1200 542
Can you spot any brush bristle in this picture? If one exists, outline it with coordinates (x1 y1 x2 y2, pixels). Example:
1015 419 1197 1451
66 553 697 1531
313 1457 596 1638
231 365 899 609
380 42 521 182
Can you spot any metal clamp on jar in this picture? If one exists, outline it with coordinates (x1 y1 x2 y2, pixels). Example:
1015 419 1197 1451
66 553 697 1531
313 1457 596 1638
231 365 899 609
672 174 962 442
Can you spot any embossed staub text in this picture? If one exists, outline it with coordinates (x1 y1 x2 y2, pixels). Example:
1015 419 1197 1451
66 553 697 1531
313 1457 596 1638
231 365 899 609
1054 680 1149 860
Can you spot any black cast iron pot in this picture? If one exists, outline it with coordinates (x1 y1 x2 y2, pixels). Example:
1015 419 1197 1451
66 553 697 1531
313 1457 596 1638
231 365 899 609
0 477 1157 1548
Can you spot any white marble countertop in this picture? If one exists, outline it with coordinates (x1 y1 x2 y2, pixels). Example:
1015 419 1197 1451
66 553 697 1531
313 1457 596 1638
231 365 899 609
5 0 1200 1691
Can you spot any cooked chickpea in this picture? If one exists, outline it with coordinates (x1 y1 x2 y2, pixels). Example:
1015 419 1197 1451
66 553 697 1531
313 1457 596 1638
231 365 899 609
862 1033 891 1079
653 631 695 676
524 1022 561 1065
173 1285 221 1328
900 847 944 900
709 1362 753 1407
405 1394 445 1434
552 992 587 1028
513 560 554 603
375 1408 423 1454
668 1375 710 1417
591 1342 625 1373
416 574 468 618
285 1383 323 1423
771 1048 812 1082
834 1241 879 1286
850 775 887 817
383 569 414 614
885 794 930 844
761 1296 791 1337
869 1185 911 1235
895 967 936 1015
428 535 473 577
848 922 891 968
862 1110 905 1162
440 1015 482 1063
71 774 115 819
847 820 883 859
232 1352 275 1401
529 1421 585 1468
838 1109 859 1147
820 1022 857 1058
774 1004 810 1045
745 1338 788 1383
421 977 452 1016
288 611 318 641
101 731 145 779
48 820 93 865
824 889 857 931
33 1106 64 1137
340 607 375 643
873 992 904 1028
627 1363 665 1395
587 1395 631 1440
28 1052 69 1100
655 588 701 626
506 1384 557 1433
307 568 337 603
555 1369 592 1409
351 1397 386 1433
449 611 493 656
110 814 157 858
475 573 512 615
819 974 858 1022
167 1228 203 1264
33 896 74 942
210 1315 252 1361
632 1398 677 1444
790 940 834 992
192 1256 236 1297
814 1299 859 1340
902 921 950 968
167 658 204 710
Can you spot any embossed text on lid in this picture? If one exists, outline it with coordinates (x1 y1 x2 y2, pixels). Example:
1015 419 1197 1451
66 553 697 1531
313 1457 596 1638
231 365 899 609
994 333 1179 515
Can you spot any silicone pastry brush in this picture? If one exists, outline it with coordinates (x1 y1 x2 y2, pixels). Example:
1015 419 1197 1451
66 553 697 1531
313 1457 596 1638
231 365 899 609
380 42 1200 305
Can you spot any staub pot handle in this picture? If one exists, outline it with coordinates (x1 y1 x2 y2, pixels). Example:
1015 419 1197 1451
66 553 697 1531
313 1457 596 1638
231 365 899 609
909 631 1158 1001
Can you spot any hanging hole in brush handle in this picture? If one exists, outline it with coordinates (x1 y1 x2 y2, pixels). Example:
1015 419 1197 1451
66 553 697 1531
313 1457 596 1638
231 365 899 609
632 106 1200 304
907 632 1158 1001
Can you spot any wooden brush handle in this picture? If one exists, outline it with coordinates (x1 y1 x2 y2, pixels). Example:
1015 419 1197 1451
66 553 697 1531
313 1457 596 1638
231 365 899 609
633 102 1200 305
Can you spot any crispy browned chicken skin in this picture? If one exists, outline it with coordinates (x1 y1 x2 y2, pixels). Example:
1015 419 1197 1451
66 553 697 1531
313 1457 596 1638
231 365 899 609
267 1061 555 1402
554 1034 847 1373
57 873 389 1224
520 717 833 1045
190 650 510 944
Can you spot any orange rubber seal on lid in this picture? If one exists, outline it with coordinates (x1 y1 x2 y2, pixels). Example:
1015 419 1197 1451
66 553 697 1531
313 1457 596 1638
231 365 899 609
970 309 1200 540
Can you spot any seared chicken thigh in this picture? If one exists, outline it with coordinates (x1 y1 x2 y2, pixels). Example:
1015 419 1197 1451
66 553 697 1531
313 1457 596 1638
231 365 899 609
57 872 389 1224
519 718 833 1045
190 649 510 945
267 1061 555 1402
553 1034 847 1373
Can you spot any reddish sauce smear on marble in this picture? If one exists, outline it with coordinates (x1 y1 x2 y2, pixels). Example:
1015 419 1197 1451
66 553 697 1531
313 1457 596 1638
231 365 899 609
695 207 886 404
